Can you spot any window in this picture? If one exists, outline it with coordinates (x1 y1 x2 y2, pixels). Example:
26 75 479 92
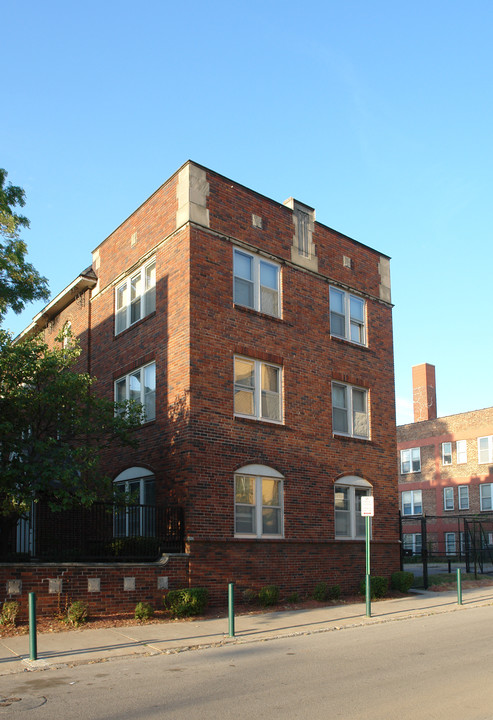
480 483 492 511
115 362 156 422
234 464 283 537
458 485 469 510
478 436 493 464
62 321 72 348
329 287 366 345
115 259 156 334
233 248 280 317
332 382 369 438
445 532 456 556
456 439 467 464
113 468 155 537
400 447 421 474
442 442 452 465
402 533 422 556
401 489 422 516
234 357 282 422
334 476 372 539
296 208 310 257
443 487 454 511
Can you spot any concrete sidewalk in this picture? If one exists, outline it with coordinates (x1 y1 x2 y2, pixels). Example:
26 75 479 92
2 586 493 675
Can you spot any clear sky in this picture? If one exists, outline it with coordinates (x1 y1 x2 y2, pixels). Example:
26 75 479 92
2 0 492 425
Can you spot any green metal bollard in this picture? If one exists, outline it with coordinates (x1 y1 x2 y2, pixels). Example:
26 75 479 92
365 515 371 617
457 568 462 605
228 583 235 637
29 592 37 661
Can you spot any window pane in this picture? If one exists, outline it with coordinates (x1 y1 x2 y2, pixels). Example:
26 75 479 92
352 389 368 437
355 488 369 537
335 488 348 510
115 378 126 404
414 490 422 514
262 365 279 393
129 370 141 403
335 510 350 536
260 261 278 290
350 320 364 344
333 384 347 408
411 448 421 472
236 506 255 534
145 266 156 315
130 274 142 324
234 250 252 280
330 288 344 314
260 286 278 316
261 391 280 420
235 476 255 504
331 313 345 337
262 507 281 534
262 479 279 506
350 296 364 323
333 408 348 433
234 389 254 415
235 358 255 387
144 364 156 421
234 277 254 307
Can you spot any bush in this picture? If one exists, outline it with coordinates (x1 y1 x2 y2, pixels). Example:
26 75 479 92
313 582 329 602
164 588 208 617
66 601 88 627
0 601 20 627
135 602 154 621
242 588 258 604
328 584 341 601
359 576 389 599
391 571 414 593
286 592 300 603
258 585 279 607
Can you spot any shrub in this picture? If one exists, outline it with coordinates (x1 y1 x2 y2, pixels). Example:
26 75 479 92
286 592 300 603
258 585 279 607
313 582 329 602
135 602 154 621
66 601 88 627
164 588 208 617
328 584 341 601
391 571 414 593
359 576 388 599
0 601 20 627
242 588 258 604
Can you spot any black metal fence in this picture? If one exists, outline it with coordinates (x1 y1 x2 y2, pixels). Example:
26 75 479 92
2 502 185 562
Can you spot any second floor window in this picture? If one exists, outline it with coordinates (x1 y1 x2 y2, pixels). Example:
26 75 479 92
115 362 156 422
480 483 492 511
442 442 452 465
401 447 421 474
332 382 369 438
458 485 469 510
329 287 366 345
115 260 156 334
478 436 493 464
443 487 454 511
234 356 282 422
233 248 280 317
402 489 422 516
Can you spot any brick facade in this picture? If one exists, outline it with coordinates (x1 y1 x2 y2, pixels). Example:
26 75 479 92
11 161 400 614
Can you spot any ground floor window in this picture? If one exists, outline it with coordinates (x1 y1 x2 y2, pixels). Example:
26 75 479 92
113 467 155 537
480 483 492 511
234 464 283 538
334 476 372 539
445 532 456 555
402 533 422 556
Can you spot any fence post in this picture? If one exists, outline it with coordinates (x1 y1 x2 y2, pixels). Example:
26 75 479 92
421 516 428 590
457 568 462 605
29 592 37 661
228 583 235 637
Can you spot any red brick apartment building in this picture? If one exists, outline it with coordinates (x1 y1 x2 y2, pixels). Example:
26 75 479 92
398 363 493 557
5 161 400 611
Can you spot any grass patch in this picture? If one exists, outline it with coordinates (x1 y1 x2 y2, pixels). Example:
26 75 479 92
412 572 485 589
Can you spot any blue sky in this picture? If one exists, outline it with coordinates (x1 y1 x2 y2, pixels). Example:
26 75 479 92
2 0 492 424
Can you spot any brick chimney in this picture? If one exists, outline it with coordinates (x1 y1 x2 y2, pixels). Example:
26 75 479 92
412 363 437 422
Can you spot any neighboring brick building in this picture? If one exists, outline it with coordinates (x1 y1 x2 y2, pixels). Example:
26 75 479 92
398 363 493 556
14 160 399 604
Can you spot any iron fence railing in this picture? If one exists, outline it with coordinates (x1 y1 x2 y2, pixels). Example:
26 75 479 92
1 502 185 562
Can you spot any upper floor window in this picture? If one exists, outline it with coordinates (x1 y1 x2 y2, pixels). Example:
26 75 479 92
402 489 422 516
332 382 369 439
233 248 280 318
234 356 282 423
400 447 421 474
234 464 283 538
115 259 156 335
443 487 454 511
334 476 372 539
478 436 493 464
458 485 469 510
115 362 156 422
442 442 452 465
329 288 366 345
456 439 467 464
480 483 492 511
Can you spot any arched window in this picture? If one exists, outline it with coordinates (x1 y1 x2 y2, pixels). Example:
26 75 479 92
234 464 284 538
334 476 372 539
113 467 155 537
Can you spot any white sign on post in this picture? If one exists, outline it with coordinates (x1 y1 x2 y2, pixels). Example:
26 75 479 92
361 496 374 517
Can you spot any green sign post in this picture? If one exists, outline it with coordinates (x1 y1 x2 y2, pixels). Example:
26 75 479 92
361 496 374 618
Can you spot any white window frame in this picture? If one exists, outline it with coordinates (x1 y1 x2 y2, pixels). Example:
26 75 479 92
443 487 454 511
334 476 372 540
114 362 156 422
234 464 284 538
458 485 469 510
234 356 282 423
115 258 156 335
402 533 422 556
445 532 456 556
329 287 366 345
332 382 369 439
401 489 422 516
456 439 467 464
400 447 421 474
478 436 493 464
233 248 280 318
480 483 493 511
441 442 452 465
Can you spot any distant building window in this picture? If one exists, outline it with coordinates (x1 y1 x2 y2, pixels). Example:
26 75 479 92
234 465 283 538
402 533 422 556
478 436 493 464
234 356 282 423
233 248 280 318
456 440 467 464
115 362 156 422
443 487 454 511
115 259 156 334
329 288 366 345
402 490 422 516
334 476 372 539
332 382 369 439
458 485 469 510
445 532 456 556
480 483 493 511
400 447 421 474
442 442 452 465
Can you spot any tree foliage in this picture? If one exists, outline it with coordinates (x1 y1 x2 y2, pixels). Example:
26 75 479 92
0 169 49 322
0 329 142 520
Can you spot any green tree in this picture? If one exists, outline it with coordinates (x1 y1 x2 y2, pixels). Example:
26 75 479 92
0 169 49 322
0 329 142 554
